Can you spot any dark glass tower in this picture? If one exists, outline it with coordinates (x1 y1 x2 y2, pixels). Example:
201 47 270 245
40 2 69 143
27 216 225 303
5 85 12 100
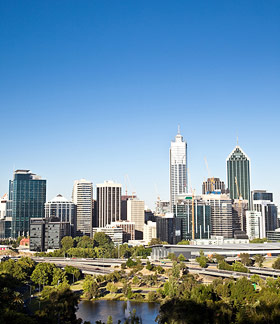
10 170 46 238
227 146 251 205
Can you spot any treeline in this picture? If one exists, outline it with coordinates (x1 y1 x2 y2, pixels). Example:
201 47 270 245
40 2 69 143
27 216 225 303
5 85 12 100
156 273 280 323
35 232 151 259
0 257 83 323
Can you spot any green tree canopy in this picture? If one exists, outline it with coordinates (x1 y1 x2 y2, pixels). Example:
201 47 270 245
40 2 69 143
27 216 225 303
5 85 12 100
61 236 74 251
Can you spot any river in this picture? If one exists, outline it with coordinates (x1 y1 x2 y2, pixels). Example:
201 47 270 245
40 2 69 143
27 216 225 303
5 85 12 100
77 300 160 323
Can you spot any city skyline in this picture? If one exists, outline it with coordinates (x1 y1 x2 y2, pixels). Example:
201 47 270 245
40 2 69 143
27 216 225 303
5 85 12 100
1 135 278 211
0 1 279 209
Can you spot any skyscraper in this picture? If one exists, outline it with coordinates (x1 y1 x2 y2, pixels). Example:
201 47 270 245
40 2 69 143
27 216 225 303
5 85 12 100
202 193 233 239
96 181 121 228
10 170 46 238
72 179 93 236
127 198 145 239
170 127 188 208
227 145 251 205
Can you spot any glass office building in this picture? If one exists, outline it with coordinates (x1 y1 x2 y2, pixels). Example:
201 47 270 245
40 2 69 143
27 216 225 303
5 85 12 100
10 170 46 238
227 146 251 205
174 195 211 240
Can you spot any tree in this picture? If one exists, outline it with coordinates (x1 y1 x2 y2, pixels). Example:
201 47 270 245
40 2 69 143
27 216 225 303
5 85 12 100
240 253 252 266
61 236 74 251
107 315 113 324
148 238 163 246
83 275 100 299
126 258 137 268
31 263 55 286
212 253 225 264
38 282 81 323
167 252 178 261
122 282 133 299
272 257 280 269
64 265 81 282
177 240 190 245
77 235 93 248
106 282 118 296
178 254 186 262
196 250 208 268
172 262 181 278
93 232 113 248
232 261 249 273
254 254 265 267
51 267 68 285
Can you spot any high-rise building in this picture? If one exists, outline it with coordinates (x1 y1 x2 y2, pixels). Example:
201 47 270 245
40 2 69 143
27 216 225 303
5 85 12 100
202 178 226 195
202 193 233 238
246 211 263 240
72 179 93 236
155 214 182 244
232 199 249 233
121 195 134 221
174 195 211 240
10 170 46 238
170 127 188 208
127 198 145 239
227 145 251 205
45 194 77 236
96 181 121 228
253 198 278 235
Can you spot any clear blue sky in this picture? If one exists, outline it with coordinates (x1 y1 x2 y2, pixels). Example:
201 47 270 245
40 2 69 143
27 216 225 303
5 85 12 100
0 1 279 209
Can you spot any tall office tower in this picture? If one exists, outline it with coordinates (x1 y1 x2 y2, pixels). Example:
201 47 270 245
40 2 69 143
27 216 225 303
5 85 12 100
127 198 145 239
10 170 46 238
96 181 121 228
174 195 211 240
252 195 278 235
202 178 226 195
45 194 77 236
170 127 188 208
72 179 93 236
227 145 251 205
232 199 249 233
202 193 233 238
0 193 8 219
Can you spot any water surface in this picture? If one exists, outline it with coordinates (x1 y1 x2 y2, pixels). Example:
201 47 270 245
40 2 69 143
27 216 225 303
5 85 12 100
77 300 160 323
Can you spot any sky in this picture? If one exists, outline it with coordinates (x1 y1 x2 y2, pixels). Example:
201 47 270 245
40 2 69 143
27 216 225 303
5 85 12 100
0 0 279 209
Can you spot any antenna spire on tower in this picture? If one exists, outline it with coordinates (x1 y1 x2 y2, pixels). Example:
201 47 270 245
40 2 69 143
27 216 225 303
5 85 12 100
177 124 180 134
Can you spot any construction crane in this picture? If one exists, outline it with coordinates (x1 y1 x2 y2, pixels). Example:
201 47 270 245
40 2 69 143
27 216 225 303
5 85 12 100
204 157 215 193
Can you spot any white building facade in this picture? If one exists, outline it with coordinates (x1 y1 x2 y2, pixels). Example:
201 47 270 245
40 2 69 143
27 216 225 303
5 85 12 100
72 179 93 236
143 221 157 244
170 127 188 208
246 210 263 239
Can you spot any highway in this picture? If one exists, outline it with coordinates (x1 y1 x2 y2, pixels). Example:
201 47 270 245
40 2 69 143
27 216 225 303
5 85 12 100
18 256 280 280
